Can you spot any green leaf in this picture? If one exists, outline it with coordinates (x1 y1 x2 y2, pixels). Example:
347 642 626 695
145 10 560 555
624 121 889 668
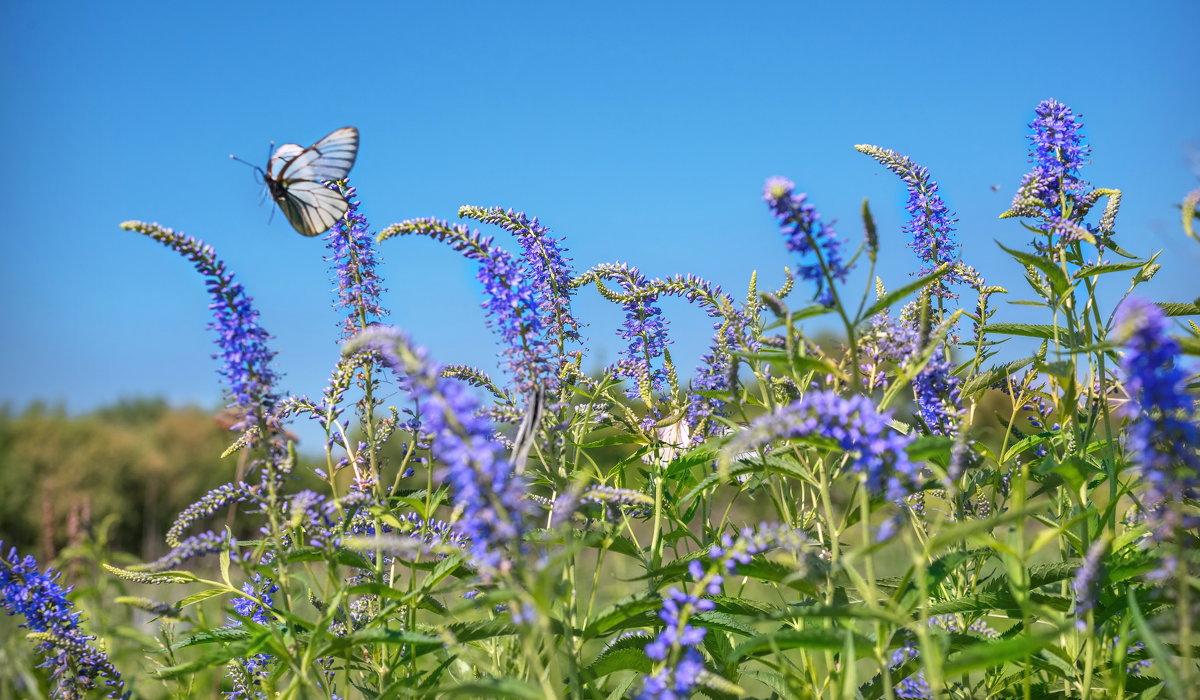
960 356 1035 396
859 264 951 320
584 593 663 638
176 587 227 609
578 433 645 448
1074 260 1146 278
942 626 1065 675
320 628 441 655
584 633 654 678
996 240 1070 297
1158 301 1200 317
982 323 1063 341
1127 589 1186 698
729 628 873 662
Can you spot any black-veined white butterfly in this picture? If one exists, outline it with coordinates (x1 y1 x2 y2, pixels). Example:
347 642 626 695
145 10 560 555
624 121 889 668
251 126 359 237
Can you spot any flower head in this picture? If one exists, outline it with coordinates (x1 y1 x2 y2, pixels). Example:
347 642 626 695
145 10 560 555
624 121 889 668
324 181 388 340
763 177 851 306
346 326 531 572
1007 100 1094 249
725 391 917 501
638 587 714 699
854 146 965 297
1113 297 1200 549
121 221 279 430
1 543 126 698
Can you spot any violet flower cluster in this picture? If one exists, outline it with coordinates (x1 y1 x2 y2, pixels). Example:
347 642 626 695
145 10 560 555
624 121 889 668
1114 297 1200 545
346 326 530 572
725 390 917 501
226 573 279 700
120 222 279 429
324 181 388 340
763 177 851 307
1 543 126 699
379 218 550 397
459 207 581 363
854 146 966 297
861 307 962 435
1007 99 1094 249
639 587 713 700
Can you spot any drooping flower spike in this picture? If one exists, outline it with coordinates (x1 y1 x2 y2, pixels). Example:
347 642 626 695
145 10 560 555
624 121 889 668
120 221 280 431
345 325 531 572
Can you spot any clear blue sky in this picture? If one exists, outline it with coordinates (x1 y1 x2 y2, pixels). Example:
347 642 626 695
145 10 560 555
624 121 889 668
2 2 1197 437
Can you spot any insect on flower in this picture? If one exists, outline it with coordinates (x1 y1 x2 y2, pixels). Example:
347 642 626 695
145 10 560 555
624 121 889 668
232 126 359 237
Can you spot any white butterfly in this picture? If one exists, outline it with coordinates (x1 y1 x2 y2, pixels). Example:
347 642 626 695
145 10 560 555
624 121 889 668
262 126 359 237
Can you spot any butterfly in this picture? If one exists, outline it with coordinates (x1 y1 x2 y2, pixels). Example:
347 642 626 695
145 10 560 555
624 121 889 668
260 126 359 237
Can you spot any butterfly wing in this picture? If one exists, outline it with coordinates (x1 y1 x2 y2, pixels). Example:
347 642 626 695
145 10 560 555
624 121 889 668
268 143 304 180
277 127 359 183
276 180 348 237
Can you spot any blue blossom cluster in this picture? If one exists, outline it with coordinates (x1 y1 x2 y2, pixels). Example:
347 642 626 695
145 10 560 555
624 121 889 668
346 326 530 573
137 530 232 572
639 587 713 700
726 391 917 501
324 181 388 340
166 481 257 547
582 263 672 402
763 177 850 306
854 146 966 297
1113 297 1200 545
379 218 549 397
1008 100 1094 249
227 573 278 700
1 543 126 698
120 221 279 430
861 307 962 435
459 207 581 361
686 311 748 441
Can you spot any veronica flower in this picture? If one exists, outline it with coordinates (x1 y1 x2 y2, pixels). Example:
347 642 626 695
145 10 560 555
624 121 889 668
133 530 233 572
861 305 963 435
379 218 549 397
854 146 966 297
708 523 809 576
1 543 126 699
325 181 388 340
763 177 851 307
1007 99 1094 250
121 222 279 431
346 326 530 573
639 587 714 700
686 310 749 441
725 391 917 501
226 573 278 700
459 207 581 359
1113 297 1200 552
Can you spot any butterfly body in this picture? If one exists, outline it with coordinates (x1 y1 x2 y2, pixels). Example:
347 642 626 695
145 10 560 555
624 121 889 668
260 127 359 237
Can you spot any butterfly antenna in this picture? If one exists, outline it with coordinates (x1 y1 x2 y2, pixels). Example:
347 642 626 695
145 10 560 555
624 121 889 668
230 153 265 184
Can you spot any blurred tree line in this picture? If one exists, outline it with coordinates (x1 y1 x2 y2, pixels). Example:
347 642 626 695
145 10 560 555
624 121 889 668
0 399 246 561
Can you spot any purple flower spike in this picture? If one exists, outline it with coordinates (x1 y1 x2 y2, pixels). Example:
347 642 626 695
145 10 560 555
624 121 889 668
854 146 966 297
324 181 388 340
726 391 917 501
763 177 852 307
121 221 279 430
1 543 127 698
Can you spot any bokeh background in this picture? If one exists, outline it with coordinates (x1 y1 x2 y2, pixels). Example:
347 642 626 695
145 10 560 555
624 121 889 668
1 2 1197 556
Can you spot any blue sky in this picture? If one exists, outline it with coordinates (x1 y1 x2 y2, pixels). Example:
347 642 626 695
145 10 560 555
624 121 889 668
2 2 1197 440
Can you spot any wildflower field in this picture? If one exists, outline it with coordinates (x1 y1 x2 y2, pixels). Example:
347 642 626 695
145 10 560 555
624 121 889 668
3 99 1199 699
